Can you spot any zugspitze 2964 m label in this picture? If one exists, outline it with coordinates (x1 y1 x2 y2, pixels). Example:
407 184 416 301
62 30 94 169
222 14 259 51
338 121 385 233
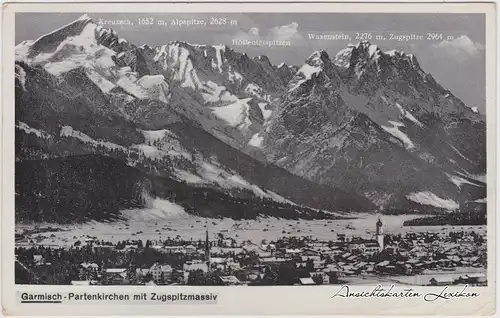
2 1 496 316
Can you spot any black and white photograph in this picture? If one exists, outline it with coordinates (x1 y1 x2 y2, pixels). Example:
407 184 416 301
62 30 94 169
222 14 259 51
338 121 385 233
13 11 488 289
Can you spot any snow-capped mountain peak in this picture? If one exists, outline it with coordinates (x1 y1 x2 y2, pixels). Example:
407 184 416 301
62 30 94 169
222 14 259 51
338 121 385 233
383 49 422 73
16 14 94 61
305 49 330 67
286 49 341 92
333 47 354 69
77 13 92 21
357 41 380 57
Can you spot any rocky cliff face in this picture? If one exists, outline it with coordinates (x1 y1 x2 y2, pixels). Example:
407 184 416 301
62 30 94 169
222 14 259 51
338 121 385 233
262 42 485 211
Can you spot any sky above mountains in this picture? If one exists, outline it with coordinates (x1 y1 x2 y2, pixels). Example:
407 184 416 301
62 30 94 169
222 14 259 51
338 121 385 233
15 13 486 113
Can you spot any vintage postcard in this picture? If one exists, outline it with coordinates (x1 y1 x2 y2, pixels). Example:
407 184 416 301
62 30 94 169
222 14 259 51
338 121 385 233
1 1 496 316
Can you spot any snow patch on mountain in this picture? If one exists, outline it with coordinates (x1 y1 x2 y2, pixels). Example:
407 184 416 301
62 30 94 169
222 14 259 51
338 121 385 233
385 50 397 56
244 83 260 95
136 130 192 160
379 96 423 128
211 98 253 129
15 64 27 91
115 67 149 99
381 121 415 149
136 75 170 103
141 129 175 142
445 173 482 189
131 144 191 160
15 42 33 61
470 174 486 183
258 102 273 122
123 197 191 221
394 103 423 127
42 61 82 76
449 144 474 163
132 145 162 159
227 67 244 84
188 161 293 204
136 75 167 88
201 81 238 103
17 122 52 139
244 83 273 104
363 191 394 207
248 133 264 148
177 47 190 77
289 64 321 91
60 126 125 151
86 69 116 93
172 169 205 184
406 191 459 210
213 45 225 72
227 174 269 197
181 56 202 89
368 43 378 58
456 171 486 184
333 47 352 68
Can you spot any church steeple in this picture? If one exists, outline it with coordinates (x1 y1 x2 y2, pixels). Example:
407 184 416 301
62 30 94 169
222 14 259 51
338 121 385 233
205 230 211 271
376 218 384 252
376 218 383 235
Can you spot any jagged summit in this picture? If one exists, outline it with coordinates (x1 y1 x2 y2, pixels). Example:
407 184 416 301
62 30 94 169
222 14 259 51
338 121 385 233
21 14 95 59
333 41 423 74
285 48 341 92
16 14 134 64
384 48 419 65
168 40 209 49
357 41 379 55
76 13 92 22
306 49 330 65
254 55 272 67
334 47 354 69
333 42 382 71
349 41 382 64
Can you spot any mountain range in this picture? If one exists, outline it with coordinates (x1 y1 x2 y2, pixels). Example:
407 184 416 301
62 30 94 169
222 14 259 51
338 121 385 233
15 14 486 223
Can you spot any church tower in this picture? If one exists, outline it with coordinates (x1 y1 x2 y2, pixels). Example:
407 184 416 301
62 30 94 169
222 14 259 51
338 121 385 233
205 230 211 271
376 218 384 252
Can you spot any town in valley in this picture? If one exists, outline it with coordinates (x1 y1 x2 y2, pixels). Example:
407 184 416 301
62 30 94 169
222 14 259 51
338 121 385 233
15 217 487 287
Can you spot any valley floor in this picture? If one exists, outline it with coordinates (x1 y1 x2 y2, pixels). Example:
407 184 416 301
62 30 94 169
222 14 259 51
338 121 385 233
15 212 487 248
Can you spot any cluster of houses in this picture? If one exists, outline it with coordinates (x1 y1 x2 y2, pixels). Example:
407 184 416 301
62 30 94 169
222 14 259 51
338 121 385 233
429 273 487 286
22 219 487 286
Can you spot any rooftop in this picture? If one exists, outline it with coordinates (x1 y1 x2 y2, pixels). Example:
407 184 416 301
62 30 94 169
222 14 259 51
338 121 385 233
430 276 455 283
106 268 127 273
299 277 316 285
